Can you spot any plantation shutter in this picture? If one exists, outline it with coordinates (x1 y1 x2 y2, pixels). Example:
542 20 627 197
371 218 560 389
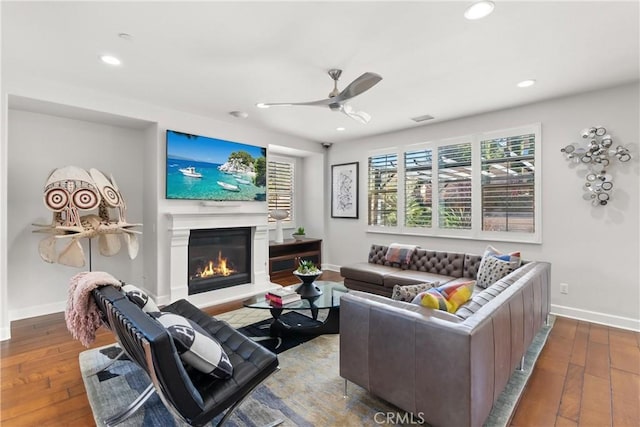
267 160 294 223
368 153 398 226
438 143 472 229
481 133 535 232
404 149 432 227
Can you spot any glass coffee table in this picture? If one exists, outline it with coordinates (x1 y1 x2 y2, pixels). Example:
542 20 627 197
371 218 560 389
243 281 348 336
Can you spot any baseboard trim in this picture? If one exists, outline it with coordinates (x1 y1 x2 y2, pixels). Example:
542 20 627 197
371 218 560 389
551 304 640 332
9 300 66 321
321 264 341 273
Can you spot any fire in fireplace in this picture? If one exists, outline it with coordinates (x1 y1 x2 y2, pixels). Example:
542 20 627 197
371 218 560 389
188 227 251 295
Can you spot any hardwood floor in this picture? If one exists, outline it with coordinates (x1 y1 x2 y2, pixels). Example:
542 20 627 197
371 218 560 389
1 273 638 426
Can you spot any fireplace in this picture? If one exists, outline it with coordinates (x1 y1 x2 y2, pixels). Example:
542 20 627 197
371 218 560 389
188 227 251 295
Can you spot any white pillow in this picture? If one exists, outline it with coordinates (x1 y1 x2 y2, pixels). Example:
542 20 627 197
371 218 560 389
122 284 159 313
476 246 522 288
153 312 233 379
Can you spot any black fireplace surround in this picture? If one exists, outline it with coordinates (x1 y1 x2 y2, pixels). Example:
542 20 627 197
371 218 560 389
188 227 251 295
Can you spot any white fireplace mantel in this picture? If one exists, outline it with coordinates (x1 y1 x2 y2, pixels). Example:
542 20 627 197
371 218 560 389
166 211 275 308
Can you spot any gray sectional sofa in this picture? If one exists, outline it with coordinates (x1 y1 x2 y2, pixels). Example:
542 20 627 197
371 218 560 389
340 244 483 297
339 244 551 427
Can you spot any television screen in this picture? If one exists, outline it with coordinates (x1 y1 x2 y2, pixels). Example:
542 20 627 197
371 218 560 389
166 130 267 201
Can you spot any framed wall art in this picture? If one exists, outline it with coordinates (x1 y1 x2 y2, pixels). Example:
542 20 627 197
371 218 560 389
331 162 359 219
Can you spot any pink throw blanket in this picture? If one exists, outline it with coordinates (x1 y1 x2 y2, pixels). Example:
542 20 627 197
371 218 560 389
65 271 121 347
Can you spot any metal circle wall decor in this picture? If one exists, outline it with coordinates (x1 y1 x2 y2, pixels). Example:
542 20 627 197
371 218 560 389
560 126 632 207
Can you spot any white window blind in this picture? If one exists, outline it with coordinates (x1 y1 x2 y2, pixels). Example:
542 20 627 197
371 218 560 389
368 153 398 226
438 143 472 229
404 149 432 228
481 133 535 232
267 160 294 223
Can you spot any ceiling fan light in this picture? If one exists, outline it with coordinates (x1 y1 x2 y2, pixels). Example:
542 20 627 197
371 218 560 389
464 1 495 20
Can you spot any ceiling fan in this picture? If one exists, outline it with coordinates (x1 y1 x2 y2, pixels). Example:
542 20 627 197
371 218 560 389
257 69 382 124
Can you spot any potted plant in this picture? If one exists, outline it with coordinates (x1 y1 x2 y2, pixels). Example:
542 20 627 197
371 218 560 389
293 259 323 297
292 226 305 241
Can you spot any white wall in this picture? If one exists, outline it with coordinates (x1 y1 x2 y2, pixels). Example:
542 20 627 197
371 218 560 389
325 82 640 330
0 74 323 335
6 109 147 319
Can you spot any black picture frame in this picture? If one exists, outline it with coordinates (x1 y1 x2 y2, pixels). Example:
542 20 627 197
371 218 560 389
331 162 359 219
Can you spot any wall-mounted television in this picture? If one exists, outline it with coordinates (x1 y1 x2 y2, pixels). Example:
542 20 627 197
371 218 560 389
166 130 267 201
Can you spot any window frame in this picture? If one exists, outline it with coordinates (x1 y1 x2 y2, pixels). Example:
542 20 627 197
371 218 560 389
267 156 296 227
366 124 541 244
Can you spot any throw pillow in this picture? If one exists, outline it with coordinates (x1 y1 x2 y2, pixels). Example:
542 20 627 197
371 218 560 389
391 282 437 302
412 281 475 313
385 243 418 265
152 312 233 379
122 284 159 313
476 246 522 288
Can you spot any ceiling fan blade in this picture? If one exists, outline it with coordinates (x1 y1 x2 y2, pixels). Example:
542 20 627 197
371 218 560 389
340 104 372 124
258 98 334 108
335 72 383 103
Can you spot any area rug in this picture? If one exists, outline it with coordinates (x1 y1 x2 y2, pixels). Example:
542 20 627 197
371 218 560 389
237 311 321 354
80 313 554 426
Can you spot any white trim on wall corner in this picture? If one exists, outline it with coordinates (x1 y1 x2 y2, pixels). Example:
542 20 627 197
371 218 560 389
551 304 640 332
0 327 10 341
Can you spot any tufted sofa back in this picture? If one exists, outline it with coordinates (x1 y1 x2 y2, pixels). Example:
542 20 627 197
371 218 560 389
367 244 483 279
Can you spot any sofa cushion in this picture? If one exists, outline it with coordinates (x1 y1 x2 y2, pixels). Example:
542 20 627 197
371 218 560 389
412 281 475 313
152 312 233 379
477 246 522 288
384 270 453 288
340 262 399 286
405 250 466 278
391 282 436 302
463 253 483 279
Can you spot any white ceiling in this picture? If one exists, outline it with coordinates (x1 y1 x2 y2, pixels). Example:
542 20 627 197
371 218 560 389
2 1 639 143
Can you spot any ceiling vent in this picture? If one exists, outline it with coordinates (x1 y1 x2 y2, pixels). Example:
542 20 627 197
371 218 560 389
411 114 434 123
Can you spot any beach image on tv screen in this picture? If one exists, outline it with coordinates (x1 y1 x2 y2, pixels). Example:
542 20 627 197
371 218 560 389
166 130 267 201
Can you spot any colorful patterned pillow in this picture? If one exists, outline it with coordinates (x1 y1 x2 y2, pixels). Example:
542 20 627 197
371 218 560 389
476 246 522 288
385 243 418 265
391 282 437 302
152 312 233 379
412 281 475 313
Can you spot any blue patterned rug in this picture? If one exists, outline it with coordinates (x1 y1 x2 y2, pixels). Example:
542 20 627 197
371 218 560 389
80 314 554 426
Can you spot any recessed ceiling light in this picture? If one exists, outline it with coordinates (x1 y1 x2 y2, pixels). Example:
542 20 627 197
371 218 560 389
464 1 495 20
100 55 121 66
336 127 346 131
118 33 133 41
517 79 537 88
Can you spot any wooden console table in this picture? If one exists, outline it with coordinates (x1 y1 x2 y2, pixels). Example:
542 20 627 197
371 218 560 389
268 238 322 284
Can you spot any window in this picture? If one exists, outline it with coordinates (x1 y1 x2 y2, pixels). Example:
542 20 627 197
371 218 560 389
267 160 294 223
366 124 541 243
404 149 432 228
438 142 472 230
481 133 536 233
368 153 397 226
